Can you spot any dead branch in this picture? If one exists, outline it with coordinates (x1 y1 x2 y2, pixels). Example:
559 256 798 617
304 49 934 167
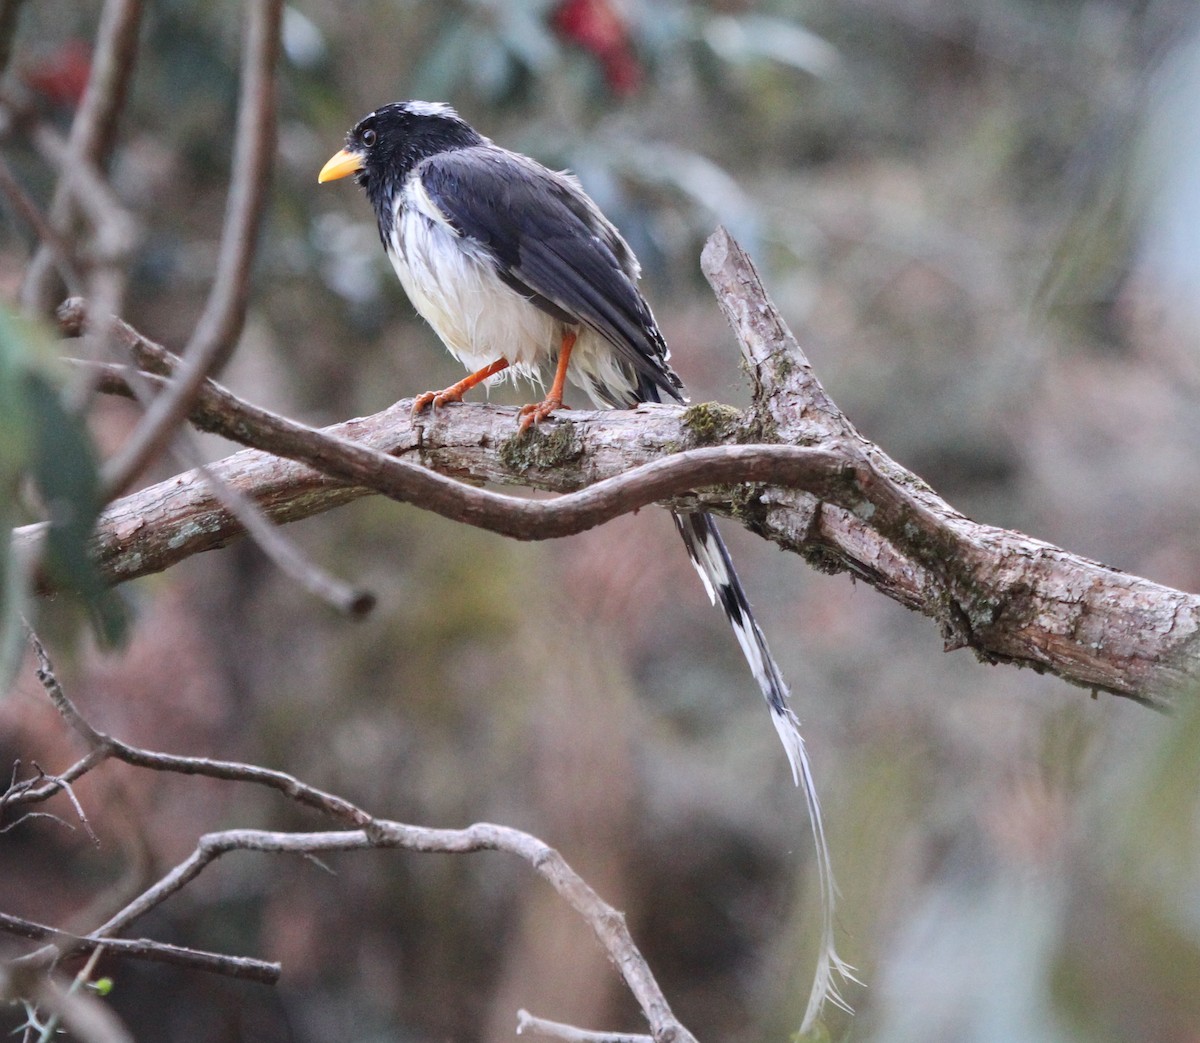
517 1009 655 1043
5 632 699 1043
10 628 372 826
72 823 697 1043
0 913 281 984
28 231 1200 707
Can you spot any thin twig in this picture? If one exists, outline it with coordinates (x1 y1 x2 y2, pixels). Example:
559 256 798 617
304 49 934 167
12 635 696 1039
0 913 280 985
13 824 698 1043
0 152 84 295
42 771 99 847
187 457 376 616
99 0 282 499
62 303 374 615
0 0 30 78
17 628 371 826
30 127 137 377
31 127 138 263
0 966 133 1043
20 0 142 313
34 944 104 1043
517 1010 655 1043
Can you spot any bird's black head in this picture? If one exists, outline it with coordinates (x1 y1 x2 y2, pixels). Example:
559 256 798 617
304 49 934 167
318 101 483 206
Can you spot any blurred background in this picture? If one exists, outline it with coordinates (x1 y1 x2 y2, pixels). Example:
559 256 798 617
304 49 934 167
3 0 1200 1040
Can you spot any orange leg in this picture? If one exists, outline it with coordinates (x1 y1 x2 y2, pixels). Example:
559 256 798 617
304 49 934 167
517 331 577 433
413 357 510 415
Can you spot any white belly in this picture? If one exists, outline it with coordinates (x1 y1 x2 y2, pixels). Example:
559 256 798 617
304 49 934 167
389 193 640 406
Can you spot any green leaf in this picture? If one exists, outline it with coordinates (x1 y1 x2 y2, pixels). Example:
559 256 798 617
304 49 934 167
0 304 129 665
24 371 129 648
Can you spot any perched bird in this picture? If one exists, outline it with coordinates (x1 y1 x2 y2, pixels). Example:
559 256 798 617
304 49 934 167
319 101 854 1030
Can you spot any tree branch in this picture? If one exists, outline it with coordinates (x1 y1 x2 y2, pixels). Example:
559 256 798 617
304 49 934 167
98 0 281 499
32 228 1200 708
19 0 142 314
0 913 281 985
57 824 695 1043
7 632 697 1043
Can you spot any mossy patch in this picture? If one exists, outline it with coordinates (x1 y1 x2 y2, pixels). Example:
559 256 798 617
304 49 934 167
499 421 584 475
681 402 743 447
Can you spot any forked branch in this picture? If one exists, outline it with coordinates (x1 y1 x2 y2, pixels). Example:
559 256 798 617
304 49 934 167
27 230 1200 707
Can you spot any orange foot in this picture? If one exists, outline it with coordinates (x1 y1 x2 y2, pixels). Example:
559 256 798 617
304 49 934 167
517 395 570 433
412 386 465 414
517 330 578 433
412 357 511 417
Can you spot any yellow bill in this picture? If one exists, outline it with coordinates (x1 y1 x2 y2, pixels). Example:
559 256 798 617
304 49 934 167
318 148 363 183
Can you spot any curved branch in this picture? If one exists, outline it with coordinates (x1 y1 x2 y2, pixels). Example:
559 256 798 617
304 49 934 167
9 632 695 1043
10 824 696 1043
99 0 282 499
37 225 1200 708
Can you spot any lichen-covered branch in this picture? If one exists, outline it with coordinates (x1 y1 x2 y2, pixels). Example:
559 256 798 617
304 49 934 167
32 230 1200 708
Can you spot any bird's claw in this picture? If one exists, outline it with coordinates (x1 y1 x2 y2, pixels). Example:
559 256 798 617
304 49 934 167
517 396 568 433
412 388 464 416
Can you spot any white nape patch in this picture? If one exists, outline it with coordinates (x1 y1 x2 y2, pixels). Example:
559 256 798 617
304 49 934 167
403 100 459 119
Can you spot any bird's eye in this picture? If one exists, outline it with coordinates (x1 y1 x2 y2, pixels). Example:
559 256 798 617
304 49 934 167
361 128 377 147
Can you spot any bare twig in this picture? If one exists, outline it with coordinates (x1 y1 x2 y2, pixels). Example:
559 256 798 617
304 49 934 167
12 632 694 1040
62 825 696 1043
31 127 138 264
33 944 104 1043
42 771 99 847
15 628 371 826
0 0 30 79
20 0 142 314
0 913 281 984
99 0 282 499
62 302 374 616
517 1010 655 1043
0 153 84 295
0 966 132 1043
184 457 376 617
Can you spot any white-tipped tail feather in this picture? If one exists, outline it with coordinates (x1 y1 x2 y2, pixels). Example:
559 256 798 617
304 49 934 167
673 511 858 1034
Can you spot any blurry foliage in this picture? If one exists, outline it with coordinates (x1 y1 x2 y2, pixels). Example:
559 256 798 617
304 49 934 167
0 306 125 689
4 1 1200 1042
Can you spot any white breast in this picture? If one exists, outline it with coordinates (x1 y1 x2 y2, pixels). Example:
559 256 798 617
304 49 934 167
388 176 643 406
388 182 557 380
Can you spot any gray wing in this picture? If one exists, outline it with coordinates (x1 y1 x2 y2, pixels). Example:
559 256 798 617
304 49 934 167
416 146 684 405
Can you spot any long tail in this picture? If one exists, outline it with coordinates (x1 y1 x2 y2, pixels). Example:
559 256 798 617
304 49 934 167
673 510 859 1033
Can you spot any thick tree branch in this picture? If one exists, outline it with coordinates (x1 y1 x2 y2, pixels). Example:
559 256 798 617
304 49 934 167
31 230 1200 708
